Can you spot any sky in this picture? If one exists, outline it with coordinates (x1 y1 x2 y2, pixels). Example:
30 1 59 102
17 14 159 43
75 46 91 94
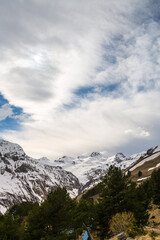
0 0 160 159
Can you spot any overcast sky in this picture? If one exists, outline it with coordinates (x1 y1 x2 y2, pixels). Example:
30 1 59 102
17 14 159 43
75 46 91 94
0 0 159 159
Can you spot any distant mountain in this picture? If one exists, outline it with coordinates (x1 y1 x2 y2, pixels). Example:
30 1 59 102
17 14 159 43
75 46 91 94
0 140 81 214
0 140 159 213
52 151 141 192
53 152 152 192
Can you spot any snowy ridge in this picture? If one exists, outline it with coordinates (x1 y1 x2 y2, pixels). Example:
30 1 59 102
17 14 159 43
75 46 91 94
52 146 160 191
52 152 145 192
0 141 81 214
0 140 25 157
0 140 159 213
130 151 160 171
153 146 160 153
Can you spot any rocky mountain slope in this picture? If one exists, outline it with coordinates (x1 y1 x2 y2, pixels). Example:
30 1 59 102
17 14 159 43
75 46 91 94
126 146 160 182
0 140 159 214
52 151 144 192
0 140 81 214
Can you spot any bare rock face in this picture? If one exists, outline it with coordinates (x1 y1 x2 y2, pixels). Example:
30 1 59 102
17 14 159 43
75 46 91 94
90 152 101 157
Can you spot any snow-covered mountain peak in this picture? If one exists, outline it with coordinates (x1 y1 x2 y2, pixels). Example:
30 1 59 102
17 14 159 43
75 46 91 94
107 153 126 164
114 153 128 163
115 152 126 158
0 140 25 157
54 156 75 165
0 147 81 213
90 152 101 157
38 157 52 165
52 151 137 188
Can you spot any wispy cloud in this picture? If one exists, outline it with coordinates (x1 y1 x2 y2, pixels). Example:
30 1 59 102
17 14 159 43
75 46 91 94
0 0 159 158
0 104 13 121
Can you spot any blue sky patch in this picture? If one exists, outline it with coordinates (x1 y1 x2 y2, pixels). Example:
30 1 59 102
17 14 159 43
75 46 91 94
63 83 121 111
0 94 8 106
0 93 25 132
103 55 117 64
0 117 22 131
74 83 120 98
74 86 95 98
100 83 120 93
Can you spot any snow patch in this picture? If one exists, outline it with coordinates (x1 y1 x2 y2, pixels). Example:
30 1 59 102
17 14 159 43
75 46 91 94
148 163 160 171
137 176 150 182
130 152 160 171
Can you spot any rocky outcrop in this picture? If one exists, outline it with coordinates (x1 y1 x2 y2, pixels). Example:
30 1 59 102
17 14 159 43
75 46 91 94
0 140 81 213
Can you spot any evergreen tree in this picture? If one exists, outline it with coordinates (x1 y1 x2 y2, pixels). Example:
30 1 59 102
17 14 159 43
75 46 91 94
149 169 160 205
73 198 95 228
124 182 149 226
97 166 129 238
0 214 19 240
26 187 76 239
8 201 38 223
138 171 142 177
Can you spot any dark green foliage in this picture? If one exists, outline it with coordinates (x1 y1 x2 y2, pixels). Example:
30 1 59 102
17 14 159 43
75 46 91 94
149 168 160 205
27 187 76 239
100 166 129 212
25 202 45 240
127 170 131 177
81 183 102 200
126 218 145 238
140 179 151 198
96 166 150 238
0 213 20 240
96 166 130 238
73 198 95 228
124 182 149 225
8 201 38 222
138 171 142 177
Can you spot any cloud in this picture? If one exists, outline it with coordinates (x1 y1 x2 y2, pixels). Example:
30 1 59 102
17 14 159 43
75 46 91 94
0 104 13 121
2 90 159 158
0 0 159 158
125 128 150 138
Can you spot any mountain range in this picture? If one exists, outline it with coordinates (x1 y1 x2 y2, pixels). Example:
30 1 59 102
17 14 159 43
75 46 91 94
0 140 159 214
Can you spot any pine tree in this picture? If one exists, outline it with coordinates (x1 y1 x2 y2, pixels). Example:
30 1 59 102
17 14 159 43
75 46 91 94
73 198 95 228
124 182 149 226
149 169 160 205
26 187 76 239
97 166 129 238
138 171 142 177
